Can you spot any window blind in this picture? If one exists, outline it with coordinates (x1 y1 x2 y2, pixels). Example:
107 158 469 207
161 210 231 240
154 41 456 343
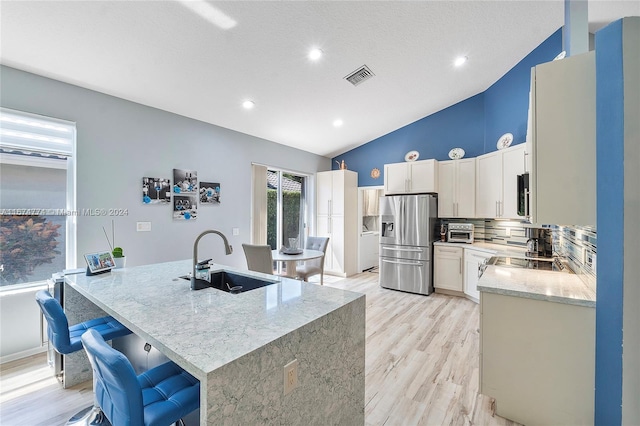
0 107 75 157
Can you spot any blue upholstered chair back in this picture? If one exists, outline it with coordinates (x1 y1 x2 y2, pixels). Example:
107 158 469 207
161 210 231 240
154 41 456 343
81 329 145 426
35 290 73 354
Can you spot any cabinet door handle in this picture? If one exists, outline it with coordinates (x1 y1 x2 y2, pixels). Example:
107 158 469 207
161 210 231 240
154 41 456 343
495 201 498 217
460 258 462 274
523 151 528 173
327 216 331 234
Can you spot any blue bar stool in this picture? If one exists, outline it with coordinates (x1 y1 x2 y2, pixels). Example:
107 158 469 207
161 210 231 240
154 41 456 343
81 328 200 426
36 289 132 425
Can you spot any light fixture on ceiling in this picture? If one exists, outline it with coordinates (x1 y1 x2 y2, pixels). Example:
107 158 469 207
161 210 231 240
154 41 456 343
242 100 255 110
176 0 237 30
454 56 468 67
308 48 323 61
333 119 343 127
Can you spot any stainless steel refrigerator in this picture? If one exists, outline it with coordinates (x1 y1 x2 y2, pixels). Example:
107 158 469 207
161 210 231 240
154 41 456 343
379 194 437 295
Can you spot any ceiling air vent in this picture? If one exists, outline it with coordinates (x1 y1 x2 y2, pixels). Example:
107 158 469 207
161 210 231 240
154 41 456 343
344 65 375 86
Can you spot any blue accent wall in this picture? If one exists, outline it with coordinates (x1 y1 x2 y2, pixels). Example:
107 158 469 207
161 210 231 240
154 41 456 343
594 19 624 425
484 29 562 153
334 29 563 187
337 94 484 187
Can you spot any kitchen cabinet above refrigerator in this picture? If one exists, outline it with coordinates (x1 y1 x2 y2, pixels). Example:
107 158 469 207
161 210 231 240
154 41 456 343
384 159 438 195
528 51 595 227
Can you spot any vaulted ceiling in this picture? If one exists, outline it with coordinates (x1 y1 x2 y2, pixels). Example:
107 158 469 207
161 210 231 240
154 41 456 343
1 1 637 157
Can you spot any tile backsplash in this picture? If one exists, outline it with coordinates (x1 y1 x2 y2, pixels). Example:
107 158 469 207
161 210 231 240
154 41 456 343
440 219 597 292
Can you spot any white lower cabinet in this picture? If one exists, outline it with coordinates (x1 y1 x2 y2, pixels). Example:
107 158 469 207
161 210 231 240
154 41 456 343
434 246 463 292
480 292 595 425
463 248 493 302
435 244 494 302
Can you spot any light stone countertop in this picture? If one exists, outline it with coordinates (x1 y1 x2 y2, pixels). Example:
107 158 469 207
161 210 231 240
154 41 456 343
65 260 364 380
478 265 596 308
434 241 595 307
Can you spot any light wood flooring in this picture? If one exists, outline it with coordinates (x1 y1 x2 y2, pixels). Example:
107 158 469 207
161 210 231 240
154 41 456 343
324 271 517 426
0 271 518 425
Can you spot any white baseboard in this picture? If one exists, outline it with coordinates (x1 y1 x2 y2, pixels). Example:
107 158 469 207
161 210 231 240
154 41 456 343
0 346 47 364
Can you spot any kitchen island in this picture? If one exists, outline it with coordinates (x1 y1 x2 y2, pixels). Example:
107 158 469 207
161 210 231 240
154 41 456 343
64 260 365 425
478 263 595 425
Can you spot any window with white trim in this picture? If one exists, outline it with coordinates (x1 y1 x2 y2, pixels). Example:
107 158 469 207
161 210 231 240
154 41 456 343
0 108 76 288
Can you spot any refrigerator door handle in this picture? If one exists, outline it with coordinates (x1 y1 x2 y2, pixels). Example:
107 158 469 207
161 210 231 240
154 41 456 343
381 258 423 266
381 246 423 252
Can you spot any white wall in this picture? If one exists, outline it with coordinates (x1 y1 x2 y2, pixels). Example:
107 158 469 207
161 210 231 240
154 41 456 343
0 65 330 270
0 286 47 361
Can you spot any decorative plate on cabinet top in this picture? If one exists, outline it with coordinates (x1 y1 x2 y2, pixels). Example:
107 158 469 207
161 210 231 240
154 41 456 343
448 148 465 160
497 133 514 150
404 150 420 162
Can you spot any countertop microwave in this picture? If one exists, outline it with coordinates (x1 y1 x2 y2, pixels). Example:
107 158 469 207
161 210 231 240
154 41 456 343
447 223 474 243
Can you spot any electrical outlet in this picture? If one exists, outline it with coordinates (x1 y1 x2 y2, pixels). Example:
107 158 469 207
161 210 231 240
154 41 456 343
505 227 511 237
283 359 298 395
232 227 240 236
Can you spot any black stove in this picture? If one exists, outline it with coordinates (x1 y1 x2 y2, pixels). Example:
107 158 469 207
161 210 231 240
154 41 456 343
486 256 572 273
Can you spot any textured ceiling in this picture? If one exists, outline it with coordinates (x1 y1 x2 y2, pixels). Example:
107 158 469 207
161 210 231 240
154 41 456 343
1 1 637 158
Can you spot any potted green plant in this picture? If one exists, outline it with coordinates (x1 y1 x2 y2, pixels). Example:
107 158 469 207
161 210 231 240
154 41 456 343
104 221 126 269
112 246 126 269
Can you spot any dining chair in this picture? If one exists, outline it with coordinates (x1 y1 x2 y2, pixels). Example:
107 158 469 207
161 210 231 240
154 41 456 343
296 236 329 285
35 289 132 425
242 244 274 275
81 328 200 426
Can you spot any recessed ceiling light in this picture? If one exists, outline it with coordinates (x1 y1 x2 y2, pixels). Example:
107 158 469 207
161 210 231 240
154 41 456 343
308 48 323 61
242 100 255 109
454 56 468 67
333 119 343 127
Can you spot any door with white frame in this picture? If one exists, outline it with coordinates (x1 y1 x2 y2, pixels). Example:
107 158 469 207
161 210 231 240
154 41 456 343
358 186 384 272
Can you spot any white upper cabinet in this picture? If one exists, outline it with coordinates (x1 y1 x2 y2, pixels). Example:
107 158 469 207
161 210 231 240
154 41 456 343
317 170 348 216
437 158 476 218
476 144 526 219
476 151 503 218
384 159 438 195
529 51 596 226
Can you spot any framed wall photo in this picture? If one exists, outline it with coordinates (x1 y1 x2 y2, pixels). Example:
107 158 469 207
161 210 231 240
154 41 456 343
173 195 197 220
173 168 198 194
84 251 116 274
142 177 171 204
199 182 220 204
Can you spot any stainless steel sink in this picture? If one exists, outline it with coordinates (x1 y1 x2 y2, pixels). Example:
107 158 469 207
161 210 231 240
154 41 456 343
178 270 278 293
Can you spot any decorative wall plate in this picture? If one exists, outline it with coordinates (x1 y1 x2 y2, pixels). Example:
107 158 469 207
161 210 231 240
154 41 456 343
554 51 567 61
497 133 514 150
404 150 419 162
448 148 465 160
371 168 380 179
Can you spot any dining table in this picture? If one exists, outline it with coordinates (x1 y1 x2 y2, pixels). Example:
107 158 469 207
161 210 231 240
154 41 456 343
271 248 324 278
